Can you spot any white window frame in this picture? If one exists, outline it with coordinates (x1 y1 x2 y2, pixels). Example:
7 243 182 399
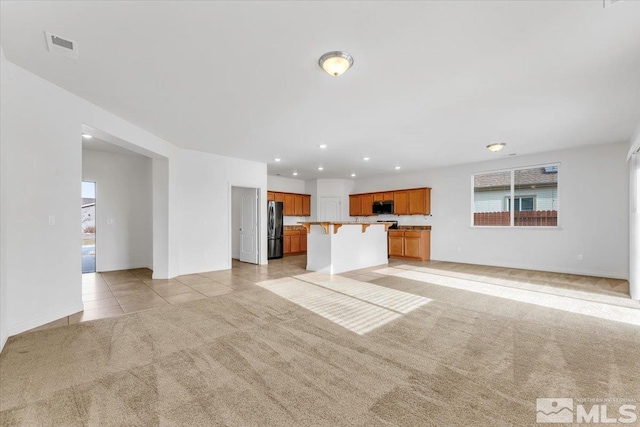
505 195 536 212
471 163 560 228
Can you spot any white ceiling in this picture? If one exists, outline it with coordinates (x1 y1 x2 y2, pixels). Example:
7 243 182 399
82 135 145 158
2 1 639 180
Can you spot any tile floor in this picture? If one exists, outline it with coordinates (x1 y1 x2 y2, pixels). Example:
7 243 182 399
26 256 308 333
25 255 634 334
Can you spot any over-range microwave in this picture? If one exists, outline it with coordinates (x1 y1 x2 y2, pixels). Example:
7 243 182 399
372 200 394 215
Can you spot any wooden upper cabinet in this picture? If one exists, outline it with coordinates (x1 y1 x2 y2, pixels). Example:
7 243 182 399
361 194 373 216
283 193 295 216
408 188 426 214
394 191 409 215
294 194 303 216
349 187 430 216
349 195 362 216
270 191 312 216
302 195 311 216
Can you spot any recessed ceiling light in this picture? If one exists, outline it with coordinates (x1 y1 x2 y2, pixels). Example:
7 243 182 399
318 144 327 149
82 134 92 139
318 167 324 171
351 173 356 177
274 158 281 162
363 157 370 161
394 166 401 170
292 172 298 176
486 143 506 152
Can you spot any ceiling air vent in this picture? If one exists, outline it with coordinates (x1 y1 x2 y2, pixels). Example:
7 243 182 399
45 31 78 59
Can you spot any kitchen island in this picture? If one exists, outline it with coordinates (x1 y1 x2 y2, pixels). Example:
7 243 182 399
298 222 395 274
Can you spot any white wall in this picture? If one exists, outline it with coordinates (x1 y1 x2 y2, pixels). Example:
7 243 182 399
305 179 355 221
82 149 153 271
0 50 8 352
0 51 269 350
354 142 629 279
267 175 305 193
177 150 267 275
304 180 318 221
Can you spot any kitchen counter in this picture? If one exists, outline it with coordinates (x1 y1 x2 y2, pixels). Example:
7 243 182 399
396 225 432 231
298 221 396 234
298 222 390 274
284 225 307 231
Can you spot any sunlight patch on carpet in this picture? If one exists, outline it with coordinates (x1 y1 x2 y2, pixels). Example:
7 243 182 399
256 274 431 335
374 266 640 326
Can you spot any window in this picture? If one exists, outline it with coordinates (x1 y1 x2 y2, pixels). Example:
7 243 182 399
473 165 558 227
506 196 535 212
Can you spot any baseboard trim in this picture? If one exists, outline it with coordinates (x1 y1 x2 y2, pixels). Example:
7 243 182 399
0 332 8 354
431 257 628 280
5 301 84 338
97 264 152 273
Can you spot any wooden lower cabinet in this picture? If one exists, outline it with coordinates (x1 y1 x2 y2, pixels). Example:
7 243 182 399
301 232 307 252
388 230 430 261
284 234 291 254
284 230 307 255
388 231 405 257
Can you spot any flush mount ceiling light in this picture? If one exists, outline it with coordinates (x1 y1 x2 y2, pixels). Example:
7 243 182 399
82 133 92 139
274 158 281 162
486 143 506 152
318 167 324 171
351 173 356 177
363 157 370 161
394 166 401 170
292 172 298 176
319 51 354 77
318 144 327 149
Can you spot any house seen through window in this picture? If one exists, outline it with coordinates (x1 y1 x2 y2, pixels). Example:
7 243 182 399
473 165 558 227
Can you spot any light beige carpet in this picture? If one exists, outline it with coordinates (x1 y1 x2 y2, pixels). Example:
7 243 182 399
1 270 639 426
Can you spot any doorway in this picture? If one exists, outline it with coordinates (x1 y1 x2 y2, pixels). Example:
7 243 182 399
231 186 259 264
81 181 96 273
319 197 341 221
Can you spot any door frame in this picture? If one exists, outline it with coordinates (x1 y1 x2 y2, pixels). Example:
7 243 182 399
319 196 342 221
81 180 97 273
228 185 264 266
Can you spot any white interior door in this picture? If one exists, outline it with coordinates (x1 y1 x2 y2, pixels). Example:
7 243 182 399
319 197 341 221
240 189 259 264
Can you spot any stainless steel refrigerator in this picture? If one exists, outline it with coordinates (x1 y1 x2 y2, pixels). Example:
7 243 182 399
267 201 284 259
